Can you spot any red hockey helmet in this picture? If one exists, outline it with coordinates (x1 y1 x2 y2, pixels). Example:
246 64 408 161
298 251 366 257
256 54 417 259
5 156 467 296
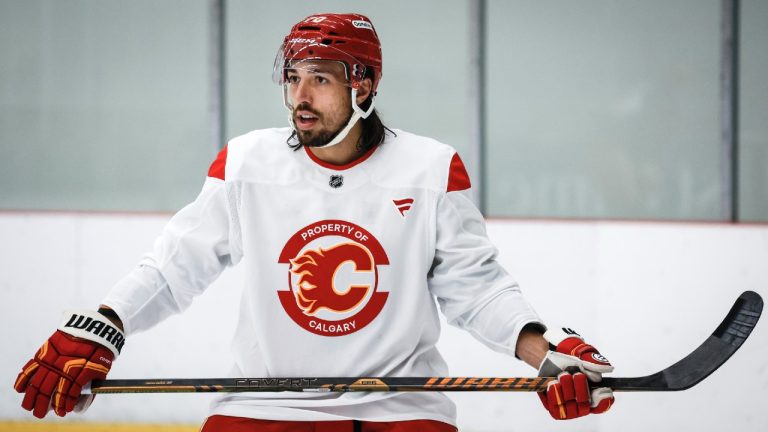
273 13 383 92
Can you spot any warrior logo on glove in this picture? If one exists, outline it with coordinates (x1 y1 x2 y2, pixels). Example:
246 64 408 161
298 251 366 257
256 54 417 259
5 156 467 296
277 219 390 336
14 310 123 419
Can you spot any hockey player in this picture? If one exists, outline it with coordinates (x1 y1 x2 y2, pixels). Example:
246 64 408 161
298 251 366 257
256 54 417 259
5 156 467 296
14 13 615 431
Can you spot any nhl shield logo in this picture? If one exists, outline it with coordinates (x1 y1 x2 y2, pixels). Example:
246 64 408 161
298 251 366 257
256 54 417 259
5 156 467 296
277 220 389 336
329 175 344 188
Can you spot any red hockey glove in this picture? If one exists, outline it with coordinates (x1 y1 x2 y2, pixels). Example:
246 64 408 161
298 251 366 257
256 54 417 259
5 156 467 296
14 310 125 418
537 328 614 420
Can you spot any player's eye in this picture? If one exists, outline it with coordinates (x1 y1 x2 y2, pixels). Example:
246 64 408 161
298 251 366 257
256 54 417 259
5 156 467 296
286 75 300 84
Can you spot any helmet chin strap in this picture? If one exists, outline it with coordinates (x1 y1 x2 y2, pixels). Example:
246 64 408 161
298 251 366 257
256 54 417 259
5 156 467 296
283 86 376 149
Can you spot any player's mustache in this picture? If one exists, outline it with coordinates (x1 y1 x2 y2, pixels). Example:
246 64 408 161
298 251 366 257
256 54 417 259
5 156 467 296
293 103 321 118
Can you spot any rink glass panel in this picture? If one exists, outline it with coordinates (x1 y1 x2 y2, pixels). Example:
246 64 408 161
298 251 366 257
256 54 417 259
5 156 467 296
0 0 211 212
485 0 722 220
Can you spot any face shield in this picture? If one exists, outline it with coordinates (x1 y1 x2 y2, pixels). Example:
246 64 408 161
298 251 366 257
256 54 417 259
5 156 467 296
272 40 367 89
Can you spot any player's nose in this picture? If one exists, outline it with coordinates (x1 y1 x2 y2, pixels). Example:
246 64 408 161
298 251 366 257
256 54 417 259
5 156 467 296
293 80 312 105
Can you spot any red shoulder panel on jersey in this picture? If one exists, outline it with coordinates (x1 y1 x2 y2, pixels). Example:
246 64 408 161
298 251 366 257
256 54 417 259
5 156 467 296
447 153 471 192
207 145 228 180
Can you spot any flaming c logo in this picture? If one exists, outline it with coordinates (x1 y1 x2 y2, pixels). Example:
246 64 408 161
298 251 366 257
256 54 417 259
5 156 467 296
277 220 389 336
290 243 373 315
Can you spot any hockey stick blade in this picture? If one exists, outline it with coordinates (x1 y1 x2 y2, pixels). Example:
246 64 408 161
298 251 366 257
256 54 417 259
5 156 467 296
88 291 762 394
601 290 762 391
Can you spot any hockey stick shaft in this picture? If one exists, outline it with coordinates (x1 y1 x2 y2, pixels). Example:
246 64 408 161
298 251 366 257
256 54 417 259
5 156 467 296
88 290 762 394
88 377 555 394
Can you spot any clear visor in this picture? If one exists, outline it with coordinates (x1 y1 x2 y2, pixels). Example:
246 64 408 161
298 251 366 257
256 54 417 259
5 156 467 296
272 41 367 89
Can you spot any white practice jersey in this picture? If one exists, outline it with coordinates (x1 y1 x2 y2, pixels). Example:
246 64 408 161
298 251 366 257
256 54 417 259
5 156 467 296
102 127 544 425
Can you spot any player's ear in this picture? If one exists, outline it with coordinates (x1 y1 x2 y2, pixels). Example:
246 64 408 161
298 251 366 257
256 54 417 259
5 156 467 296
355 78 373 105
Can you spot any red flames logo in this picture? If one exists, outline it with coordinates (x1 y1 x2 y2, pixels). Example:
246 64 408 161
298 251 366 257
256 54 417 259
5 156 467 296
289 243 373 315
277 220 389 337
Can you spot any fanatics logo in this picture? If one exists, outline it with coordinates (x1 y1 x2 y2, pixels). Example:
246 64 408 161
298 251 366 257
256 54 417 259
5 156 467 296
277 220 390 336
329 175 344 188
393 198 414 217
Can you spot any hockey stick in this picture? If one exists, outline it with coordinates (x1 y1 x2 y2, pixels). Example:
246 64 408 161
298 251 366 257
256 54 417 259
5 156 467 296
87 290 762 394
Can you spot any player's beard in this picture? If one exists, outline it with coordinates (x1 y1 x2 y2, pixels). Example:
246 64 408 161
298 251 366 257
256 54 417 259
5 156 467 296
293 102 353 148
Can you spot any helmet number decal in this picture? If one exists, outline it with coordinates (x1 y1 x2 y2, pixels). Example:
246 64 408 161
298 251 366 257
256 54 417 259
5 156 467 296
304 16 327 24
